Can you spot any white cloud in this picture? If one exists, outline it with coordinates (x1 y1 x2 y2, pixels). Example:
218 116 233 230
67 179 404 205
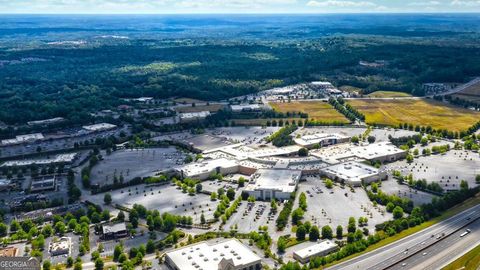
451 0 480 6
175 0 297 9
306 0 378 8
408 1 440 6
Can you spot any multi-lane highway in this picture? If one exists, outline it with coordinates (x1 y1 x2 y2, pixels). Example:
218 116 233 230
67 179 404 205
327 204 480 270
390 217 480 270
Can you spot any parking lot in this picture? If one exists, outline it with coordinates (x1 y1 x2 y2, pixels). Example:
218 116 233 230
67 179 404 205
224 200 279 236
297 178 392 232
44 233 81 265
90 147 184 186
380 179 436 205
85 183 219 223
384 149 480 191
206 126 279 145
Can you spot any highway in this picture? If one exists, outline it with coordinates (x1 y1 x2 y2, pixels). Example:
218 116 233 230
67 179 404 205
390 217 480 270
327 204 480 270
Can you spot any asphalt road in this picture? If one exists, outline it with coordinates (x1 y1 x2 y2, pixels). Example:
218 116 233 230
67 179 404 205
390 216 480 270
327 204 480 270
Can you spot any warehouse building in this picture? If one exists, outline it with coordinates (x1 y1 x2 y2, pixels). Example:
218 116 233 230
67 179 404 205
244 169 301 201
230 104 270 113
165 238 262 270
1 133 44 146
293 240 339 264
321 161 386 186
294 133 350 149
82 123 117 132
30 176 57 193
178 111 211 123
175 158 239 180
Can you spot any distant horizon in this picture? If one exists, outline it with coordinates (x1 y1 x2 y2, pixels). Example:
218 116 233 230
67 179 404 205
1 12 480 15
2 0 480 14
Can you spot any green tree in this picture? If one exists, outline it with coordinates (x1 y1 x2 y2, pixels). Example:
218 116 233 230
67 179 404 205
393 206 404 219
94 258 104 270
336 225 343 239
103 193 112 205
309 226 320 241
113 245 123 261
238 177 246 187
325 179 334 189
321 225 333 239
277 237 287 253
55 221 66 235
298 148 309 157
146 240 155 254
386 202 395 212
66 257 74 268
43 261 51 270
226 188 236 201
296 225 306 241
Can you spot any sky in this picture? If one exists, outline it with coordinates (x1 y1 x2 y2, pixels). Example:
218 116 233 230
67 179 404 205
1 0 480 14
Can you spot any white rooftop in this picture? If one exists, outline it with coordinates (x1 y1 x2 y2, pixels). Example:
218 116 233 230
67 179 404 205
1 153 77 167
1 133 44 146
294 133 348 146
294 240 338 259
230 104 266 112
321 161 379 183
179 111 211 119
165 239 261 270
245 168 301 193
350 142 406 160
82 123 117 132
311 142 405 164
179 158 238 176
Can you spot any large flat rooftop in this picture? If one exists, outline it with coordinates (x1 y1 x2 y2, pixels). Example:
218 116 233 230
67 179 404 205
178 158 238 176
166 239 261 270
245 168 301 193
321 161 379 183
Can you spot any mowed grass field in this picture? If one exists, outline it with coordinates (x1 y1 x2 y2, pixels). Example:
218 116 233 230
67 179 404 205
366 91 412 98
270 101 350 123
348 98 480 131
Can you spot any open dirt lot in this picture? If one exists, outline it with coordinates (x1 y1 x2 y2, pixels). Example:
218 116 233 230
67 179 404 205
348 98 480 131
270 101 350 124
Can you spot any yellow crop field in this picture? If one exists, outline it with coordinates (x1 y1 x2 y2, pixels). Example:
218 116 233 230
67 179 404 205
348 98 480 131
270 101 350 123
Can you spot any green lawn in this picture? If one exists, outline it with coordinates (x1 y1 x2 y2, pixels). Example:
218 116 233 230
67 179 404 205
442 244 480 270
